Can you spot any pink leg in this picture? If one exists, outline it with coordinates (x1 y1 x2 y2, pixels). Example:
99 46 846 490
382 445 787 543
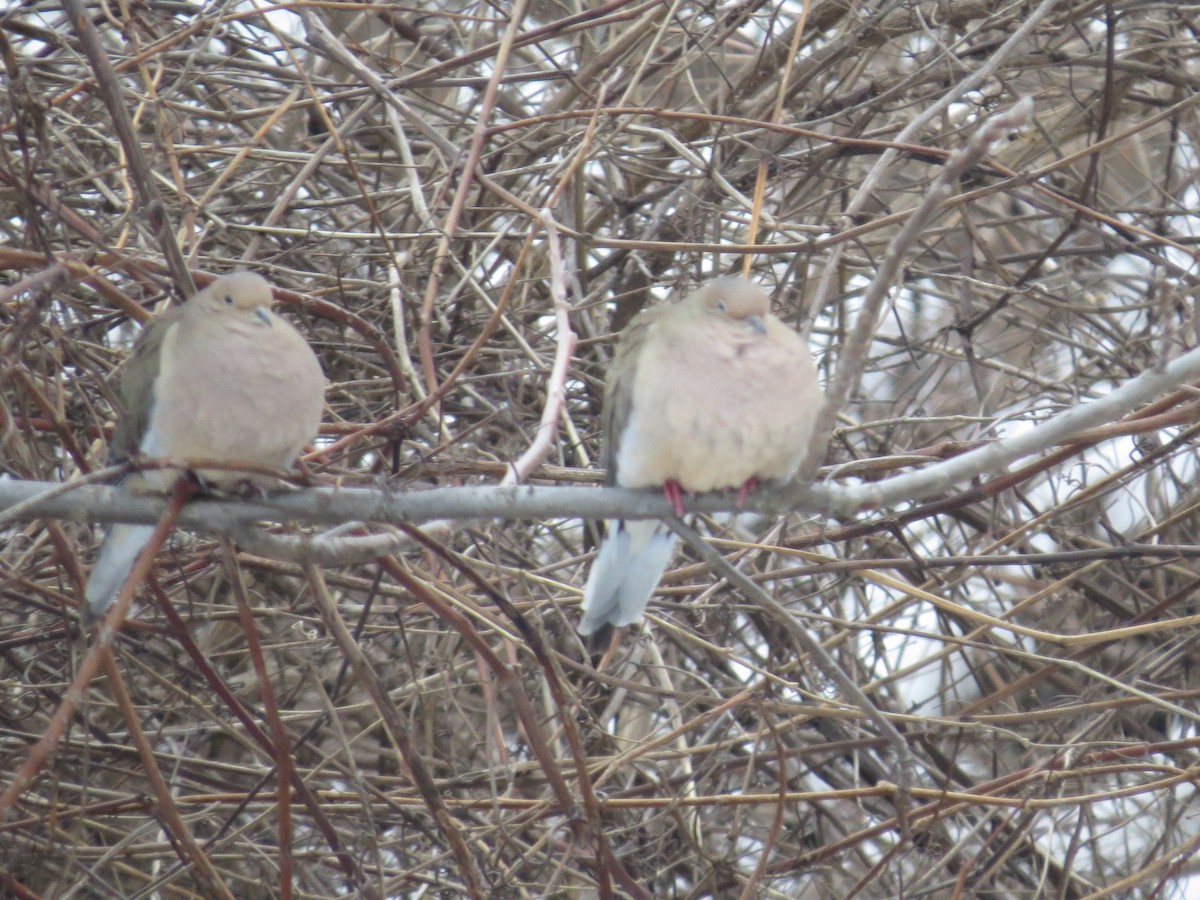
734 477 758 509
663 479 686 517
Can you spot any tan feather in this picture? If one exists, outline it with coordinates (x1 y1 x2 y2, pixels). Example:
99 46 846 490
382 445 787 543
579 277 823 636
84 272 326 621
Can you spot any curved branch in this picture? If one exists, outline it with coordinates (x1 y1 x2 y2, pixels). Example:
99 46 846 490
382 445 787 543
804 340 1200 513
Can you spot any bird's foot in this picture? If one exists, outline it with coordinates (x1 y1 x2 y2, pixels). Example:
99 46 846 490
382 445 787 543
663 480 686 517
734 477 758 509
234 478 273 500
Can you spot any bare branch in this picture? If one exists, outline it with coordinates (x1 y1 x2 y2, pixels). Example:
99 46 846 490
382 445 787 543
8 337 1200 542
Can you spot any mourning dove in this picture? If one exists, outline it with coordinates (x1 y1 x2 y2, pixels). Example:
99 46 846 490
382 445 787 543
84 272 325 621
578 277 823 636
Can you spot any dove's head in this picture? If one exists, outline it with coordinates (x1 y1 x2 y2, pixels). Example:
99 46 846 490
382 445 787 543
187 272 275 325
688 277 770 334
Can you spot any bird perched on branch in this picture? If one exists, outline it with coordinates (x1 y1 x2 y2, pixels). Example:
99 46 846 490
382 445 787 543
578 277 823 637
84 272 325 622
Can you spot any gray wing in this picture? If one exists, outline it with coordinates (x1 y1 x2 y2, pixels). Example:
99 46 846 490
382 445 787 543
599 307 662 487
109 309 178 461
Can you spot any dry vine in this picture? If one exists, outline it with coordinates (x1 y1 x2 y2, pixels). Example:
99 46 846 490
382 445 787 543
3 1 1200 898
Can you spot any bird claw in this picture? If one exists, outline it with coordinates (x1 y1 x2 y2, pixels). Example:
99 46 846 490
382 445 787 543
663 480 686 517
734 477 758 509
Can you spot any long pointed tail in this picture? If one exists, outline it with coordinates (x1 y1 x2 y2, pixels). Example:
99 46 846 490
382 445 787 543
83 523 156 622
578 519 676 635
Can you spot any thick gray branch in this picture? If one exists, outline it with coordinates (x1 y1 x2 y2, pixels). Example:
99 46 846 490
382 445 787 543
5 339 1200 535
0 478 804 530
798 340 1200 513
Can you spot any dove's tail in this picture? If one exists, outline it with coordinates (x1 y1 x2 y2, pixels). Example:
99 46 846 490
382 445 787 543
83 523 156 623
578 519 676 635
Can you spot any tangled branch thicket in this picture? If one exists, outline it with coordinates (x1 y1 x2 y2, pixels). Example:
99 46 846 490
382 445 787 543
4 1 1200 897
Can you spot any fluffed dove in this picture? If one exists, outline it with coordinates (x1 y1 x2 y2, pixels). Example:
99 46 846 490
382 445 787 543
84 272 325 621
578 277 823 636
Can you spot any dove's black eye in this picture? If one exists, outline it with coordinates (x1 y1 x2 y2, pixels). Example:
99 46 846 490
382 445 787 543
224 294 234 305
715 299 728 313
